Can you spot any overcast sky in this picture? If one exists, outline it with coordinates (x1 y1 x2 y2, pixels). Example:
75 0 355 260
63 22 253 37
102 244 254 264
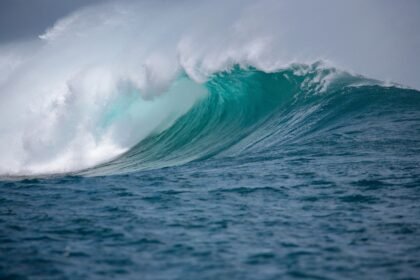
0 0 105 43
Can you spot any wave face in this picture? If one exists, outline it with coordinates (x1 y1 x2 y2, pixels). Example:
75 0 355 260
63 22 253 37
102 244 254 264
80 63 420 176
1 56 419 176
0 55 419 177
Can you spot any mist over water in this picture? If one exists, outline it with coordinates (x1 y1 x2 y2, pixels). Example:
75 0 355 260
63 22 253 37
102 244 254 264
0 1 420 279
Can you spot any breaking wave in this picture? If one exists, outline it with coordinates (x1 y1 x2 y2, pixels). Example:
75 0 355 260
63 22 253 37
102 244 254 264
0 0 419 177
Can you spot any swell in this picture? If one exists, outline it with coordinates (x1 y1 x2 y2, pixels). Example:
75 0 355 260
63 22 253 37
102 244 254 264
80 64 420 176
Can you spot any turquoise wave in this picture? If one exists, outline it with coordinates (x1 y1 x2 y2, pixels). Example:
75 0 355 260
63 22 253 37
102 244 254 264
81 63 420 176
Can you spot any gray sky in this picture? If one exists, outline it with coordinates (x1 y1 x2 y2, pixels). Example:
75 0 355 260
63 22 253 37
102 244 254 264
0 0 105 42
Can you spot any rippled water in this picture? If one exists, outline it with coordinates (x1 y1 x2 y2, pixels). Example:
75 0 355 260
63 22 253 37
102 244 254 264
2 139 420 279
1 68 420 279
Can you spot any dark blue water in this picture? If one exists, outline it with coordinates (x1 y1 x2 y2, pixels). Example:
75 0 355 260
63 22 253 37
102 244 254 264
1 67 420 279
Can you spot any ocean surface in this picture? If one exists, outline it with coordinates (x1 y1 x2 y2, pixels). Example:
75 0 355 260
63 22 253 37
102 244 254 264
1 64 420 279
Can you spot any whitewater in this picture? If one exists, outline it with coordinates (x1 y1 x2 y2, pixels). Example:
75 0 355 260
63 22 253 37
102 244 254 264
1 1 419 279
